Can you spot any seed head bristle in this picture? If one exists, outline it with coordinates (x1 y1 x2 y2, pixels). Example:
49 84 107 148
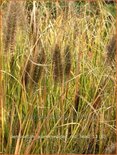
106 34 116 63
93 90 102 109
73 90 80 120
64 46 71 78
52 44 63 83
32 48 46 85
24 58 31 88
74 91 80 112
4 1 21 53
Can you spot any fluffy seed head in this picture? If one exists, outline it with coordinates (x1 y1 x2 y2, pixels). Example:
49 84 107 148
4 1 21 53
24 58 31 88
32 48 46 85
52 44 63 83
106 34 116 63
73 90 80 120
64 46 71 78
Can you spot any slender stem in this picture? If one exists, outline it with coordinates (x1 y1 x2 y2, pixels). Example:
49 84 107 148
0 9 3 153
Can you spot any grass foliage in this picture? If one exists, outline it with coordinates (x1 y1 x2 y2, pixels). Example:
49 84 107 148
1 0 116 154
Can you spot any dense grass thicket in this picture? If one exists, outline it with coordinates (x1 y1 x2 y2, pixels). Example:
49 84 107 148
1 0 116 154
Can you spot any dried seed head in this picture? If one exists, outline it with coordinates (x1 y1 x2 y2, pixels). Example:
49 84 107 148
52 44 63 83
23 58 31 88
73 90 80 120
93 89 102 109
64 46 71 78
23 48 46 89
74 91 80 112
4 1 22 53
106 34 116 63
32 48 46 85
